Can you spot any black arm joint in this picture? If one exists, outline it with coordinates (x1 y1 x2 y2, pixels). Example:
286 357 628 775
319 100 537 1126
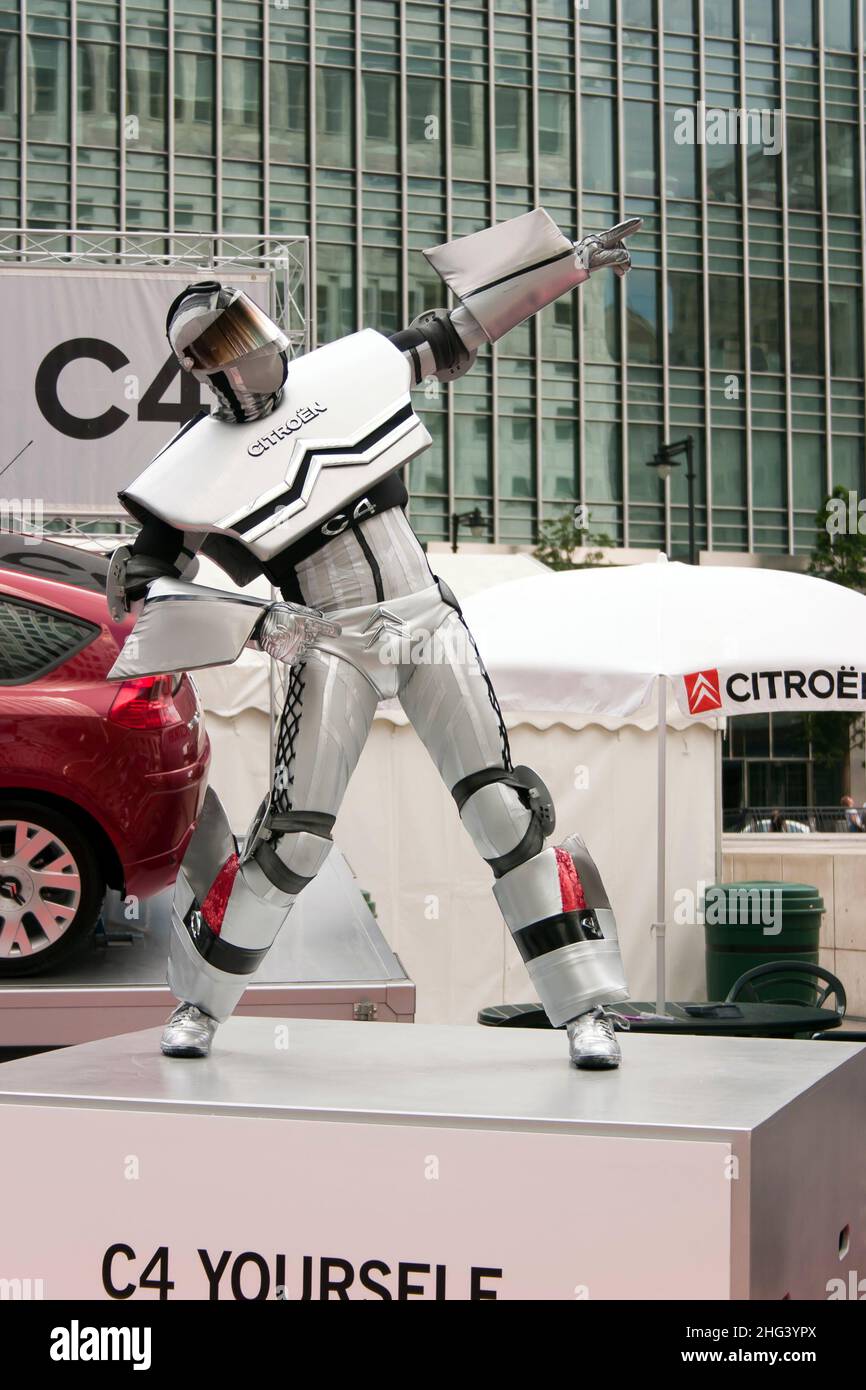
389 326 426 353
129 514 186 565
391 309 472 381
415 310 471 376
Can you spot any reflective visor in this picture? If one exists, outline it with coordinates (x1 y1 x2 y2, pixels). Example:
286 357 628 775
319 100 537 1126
182 293 286 372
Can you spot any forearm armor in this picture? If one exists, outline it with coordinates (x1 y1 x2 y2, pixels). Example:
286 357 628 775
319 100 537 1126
392 208 640 386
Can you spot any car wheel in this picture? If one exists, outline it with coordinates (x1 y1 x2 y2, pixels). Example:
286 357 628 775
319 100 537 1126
0 800 105 977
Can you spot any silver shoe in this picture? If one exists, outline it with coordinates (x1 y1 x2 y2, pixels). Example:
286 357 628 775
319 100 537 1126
160 1002 218 1058
567 1005 629 1070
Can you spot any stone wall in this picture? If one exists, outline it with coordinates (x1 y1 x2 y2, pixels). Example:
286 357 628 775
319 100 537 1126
722 836 866 1016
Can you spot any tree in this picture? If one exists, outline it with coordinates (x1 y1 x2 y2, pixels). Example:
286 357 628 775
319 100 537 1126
533 510 616 571
807 486 866 789
809 486 866 593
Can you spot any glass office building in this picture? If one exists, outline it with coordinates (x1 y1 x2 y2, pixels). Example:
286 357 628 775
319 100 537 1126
2 0 863 810
1 0 864 554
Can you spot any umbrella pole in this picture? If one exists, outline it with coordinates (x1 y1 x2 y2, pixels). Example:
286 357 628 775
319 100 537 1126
655 675 667 1015
714 720 723 883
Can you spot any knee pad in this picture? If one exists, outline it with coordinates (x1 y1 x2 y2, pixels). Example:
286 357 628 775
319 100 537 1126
451 764 555 877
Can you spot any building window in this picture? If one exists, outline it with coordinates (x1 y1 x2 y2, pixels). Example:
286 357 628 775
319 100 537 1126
824 0 854 49
826 122 857 214
495 86 530 184
723 712 846 826
829 284 862 379
708 275 743 371
790 282 824 375
627 269 660 364
363 73 397 171
317 69 353 167
750 279 784 373
785 0 815 48
668 272 703 369
623 101 657 197
27 37 69 141
743 0 775 44
581 96 616 194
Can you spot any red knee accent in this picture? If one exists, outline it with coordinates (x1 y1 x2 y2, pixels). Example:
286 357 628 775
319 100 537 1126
554 847 587 912
201 853 240 933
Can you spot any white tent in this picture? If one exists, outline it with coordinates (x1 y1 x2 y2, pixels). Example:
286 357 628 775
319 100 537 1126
463 556 866 1012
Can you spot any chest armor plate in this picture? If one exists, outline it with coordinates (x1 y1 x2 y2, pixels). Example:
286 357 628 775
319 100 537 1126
120 330 431 562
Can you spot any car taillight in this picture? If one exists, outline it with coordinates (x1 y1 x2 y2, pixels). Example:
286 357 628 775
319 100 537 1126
109 674 183 729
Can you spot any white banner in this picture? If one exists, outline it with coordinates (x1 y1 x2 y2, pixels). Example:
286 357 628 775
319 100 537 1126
678 663 866 717
0 266 272 512
0 1103 733 1300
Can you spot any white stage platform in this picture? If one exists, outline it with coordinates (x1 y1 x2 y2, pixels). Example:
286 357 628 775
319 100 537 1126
0 1018 863 1300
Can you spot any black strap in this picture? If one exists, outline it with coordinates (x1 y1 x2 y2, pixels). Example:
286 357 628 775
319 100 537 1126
252 840 313 896
351 521 384 601
451 766 515 815
184 907 271 975
512 910 602 964
463 247 575 301
267 811 335 839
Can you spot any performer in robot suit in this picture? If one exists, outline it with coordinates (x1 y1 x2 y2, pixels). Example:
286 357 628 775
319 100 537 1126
107 208 641 1069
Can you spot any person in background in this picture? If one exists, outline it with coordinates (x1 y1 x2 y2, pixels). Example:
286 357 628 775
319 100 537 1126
841 796 863 832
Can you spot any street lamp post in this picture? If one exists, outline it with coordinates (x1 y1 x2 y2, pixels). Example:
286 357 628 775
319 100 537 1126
450 505 489 553
647 435 697 565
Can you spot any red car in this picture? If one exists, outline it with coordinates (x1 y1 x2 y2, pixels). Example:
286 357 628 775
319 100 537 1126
0 533 210 976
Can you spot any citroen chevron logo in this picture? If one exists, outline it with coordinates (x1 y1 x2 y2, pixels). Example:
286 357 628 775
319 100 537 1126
362 607 405 649
684 668 722 715
234 401 418 538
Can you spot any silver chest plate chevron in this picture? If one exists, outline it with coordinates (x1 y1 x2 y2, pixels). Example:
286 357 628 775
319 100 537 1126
120 329 432 562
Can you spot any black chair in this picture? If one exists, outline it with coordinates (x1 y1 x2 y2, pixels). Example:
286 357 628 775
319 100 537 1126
811 1029 866 1041
726 961 846 1016
477 1002 553 1028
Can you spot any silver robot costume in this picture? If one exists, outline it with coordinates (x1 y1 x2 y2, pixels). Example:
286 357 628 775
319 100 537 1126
108 209 640 1067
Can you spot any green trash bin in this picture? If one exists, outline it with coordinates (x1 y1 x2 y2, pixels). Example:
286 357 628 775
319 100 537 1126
702 881 824 1004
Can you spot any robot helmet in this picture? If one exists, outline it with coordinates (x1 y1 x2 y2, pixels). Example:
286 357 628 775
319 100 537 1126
166 281 290 424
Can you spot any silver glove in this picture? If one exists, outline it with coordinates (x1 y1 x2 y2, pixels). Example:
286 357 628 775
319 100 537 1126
574 217 642 279
256 601 342 666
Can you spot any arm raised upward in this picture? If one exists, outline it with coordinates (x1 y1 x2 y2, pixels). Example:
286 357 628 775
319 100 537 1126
390 210 641 386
